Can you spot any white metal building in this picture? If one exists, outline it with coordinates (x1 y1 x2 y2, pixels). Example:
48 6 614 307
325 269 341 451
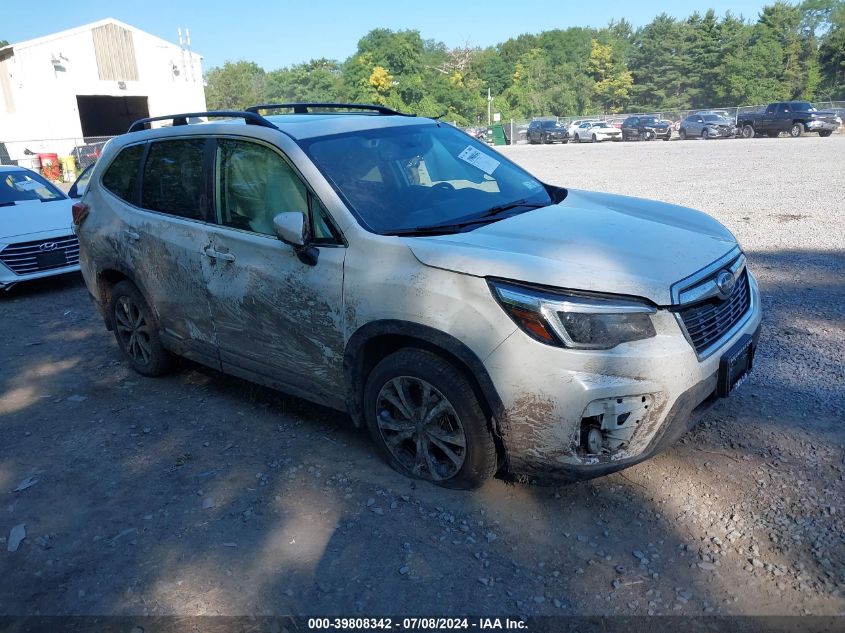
0 18 206 161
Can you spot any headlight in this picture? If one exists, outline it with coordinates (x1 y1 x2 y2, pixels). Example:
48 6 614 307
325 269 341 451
489 280 657 350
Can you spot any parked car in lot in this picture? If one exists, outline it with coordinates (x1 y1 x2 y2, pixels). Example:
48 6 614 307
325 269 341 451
737 101 842 138
71 141 107 169
527 119 568 144
566 119 599 138
0 166 82 291
74 103 762 489
679 114 737 140
621 116 672 141
571 121 622 142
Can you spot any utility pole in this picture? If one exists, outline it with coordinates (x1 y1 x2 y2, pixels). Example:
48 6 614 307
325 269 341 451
487 88 492 126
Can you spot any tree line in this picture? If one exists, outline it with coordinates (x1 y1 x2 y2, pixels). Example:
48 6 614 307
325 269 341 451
204 0 845 124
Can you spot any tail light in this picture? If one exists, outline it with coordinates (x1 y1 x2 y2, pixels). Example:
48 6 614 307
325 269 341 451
72 202 90 228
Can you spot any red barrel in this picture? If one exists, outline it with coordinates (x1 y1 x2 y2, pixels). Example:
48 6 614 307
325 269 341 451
38 153 60 180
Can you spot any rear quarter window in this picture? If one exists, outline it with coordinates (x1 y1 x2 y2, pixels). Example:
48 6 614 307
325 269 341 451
101 145 144 203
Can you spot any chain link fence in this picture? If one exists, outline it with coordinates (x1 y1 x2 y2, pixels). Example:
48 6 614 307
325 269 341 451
0 136 115 182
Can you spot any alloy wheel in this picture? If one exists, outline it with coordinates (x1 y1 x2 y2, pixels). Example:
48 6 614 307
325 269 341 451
114 296 153 366
375 376 467 482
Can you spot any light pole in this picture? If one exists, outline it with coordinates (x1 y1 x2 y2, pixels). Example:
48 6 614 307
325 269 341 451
487 88 492 126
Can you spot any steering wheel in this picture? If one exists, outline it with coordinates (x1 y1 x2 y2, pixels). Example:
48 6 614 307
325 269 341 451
431 182 455 192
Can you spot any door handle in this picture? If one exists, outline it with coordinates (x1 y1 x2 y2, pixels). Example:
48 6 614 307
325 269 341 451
123 230 140 242
203 246 235 262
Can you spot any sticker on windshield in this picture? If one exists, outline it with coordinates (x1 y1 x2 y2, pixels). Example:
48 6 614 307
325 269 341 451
458 146 500 175
13 180 43 191
523 180 542 190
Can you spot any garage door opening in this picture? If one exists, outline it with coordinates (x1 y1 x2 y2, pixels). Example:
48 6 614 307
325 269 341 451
77 95 149 139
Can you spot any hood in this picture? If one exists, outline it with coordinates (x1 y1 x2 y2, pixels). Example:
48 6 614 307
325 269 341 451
0 199 74 242
402 189 738 306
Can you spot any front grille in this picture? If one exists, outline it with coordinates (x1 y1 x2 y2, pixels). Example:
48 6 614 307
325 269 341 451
676 269 751 354
0 235 79 275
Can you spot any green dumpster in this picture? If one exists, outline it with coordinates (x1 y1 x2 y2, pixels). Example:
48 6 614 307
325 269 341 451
490 124 507 146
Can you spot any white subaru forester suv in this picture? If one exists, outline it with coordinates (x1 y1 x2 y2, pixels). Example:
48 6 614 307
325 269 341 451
73 104 762 489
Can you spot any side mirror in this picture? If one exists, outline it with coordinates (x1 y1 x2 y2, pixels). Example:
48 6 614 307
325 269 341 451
273 211 308 247
272 211 319 266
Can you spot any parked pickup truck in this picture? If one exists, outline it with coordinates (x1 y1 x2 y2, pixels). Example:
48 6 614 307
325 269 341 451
738 101 842 138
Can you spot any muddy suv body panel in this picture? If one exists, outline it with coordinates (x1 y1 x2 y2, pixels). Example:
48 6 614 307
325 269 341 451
76 108 762 486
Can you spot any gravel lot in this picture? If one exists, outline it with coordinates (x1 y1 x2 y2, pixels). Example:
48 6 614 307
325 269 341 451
1 135 843 619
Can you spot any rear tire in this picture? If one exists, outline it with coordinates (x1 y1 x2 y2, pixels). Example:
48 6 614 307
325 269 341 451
363 349 497 490
574 134 580 143
109 281 173 377
789 122 803 137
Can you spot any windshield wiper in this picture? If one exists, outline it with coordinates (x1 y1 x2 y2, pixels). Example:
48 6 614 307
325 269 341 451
388 218 493 236
479 198 547 218
387 199 549 237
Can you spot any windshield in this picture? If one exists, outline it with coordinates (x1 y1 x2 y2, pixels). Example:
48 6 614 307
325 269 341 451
0 170 66 206
541 121 560 128
593 122 611 128
640 117 658 125
702 115 725 122
301 123 555 234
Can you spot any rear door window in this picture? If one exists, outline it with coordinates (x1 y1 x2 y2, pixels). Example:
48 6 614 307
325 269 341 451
102 144 144 204
141 139 208 220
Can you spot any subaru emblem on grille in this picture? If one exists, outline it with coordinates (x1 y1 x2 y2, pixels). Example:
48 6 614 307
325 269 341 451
39 242 58 252
715 270 736 299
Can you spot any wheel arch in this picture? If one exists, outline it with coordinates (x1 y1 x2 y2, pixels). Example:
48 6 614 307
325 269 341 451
94 263 156 331
343 320 508 459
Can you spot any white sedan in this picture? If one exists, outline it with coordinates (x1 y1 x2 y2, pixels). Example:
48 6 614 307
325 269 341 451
0 166 82 291
571 121 623 143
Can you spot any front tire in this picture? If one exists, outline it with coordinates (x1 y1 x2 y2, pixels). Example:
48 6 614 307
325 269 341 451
109 281 172 377
679 128 687 140
363 349 497 490
574 134 580 143
592 134 598 143
741 124 755 139
789 122 803 137
818 130 832 137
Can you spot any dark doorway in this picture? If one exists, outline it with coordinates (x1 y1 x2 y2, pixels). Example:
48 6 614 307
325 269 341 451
76 95 149 138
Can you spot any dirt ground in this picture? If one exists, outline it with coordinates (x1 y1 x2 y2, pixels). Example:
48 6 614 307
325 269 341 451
1 136 843 618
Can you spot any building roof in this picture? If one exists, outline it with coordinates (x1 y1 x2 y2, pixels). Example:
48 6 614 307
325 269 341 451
0 18 202 59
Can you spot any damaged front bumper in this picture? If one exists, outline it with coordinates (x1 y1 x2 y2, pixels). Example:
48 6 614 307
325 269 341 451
484 275 762 480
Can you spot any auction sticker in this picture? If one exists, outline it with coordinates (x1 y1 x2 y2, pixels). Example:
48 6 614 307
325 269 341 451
458 146 500 175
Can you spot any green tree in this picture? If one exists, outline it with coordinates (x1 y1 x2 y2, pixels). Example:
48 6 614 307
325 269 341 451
204 61 267 110
265 59 341 103
817 1 845 96
588 39 633 112
628 14 690 108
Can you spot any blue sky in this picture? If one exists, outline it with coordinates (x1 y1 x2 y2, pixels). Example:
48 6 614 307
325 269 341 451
6 0 773 71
